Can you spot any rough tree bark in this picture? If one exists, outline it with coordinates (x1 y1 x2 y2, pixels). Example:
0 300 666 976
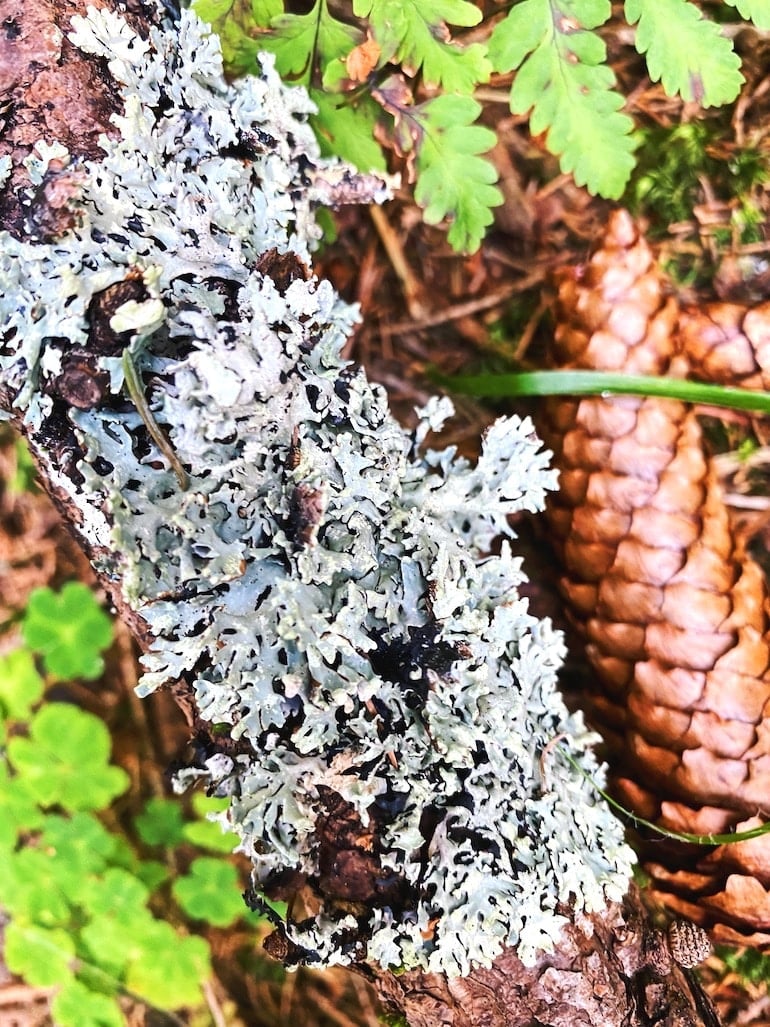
0 1 719 1023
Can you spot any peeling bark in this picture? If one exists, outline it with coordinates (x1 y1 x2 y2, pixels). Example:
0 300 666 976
0 0 125 236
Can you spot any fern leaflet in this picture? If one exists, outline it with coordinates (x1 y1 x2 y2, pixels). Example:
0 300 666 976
625 0 744 106
260 0 361 87
489 0 636 199
353 0 490 93
311 91 387 171
381 88 501 252
722 0 770 30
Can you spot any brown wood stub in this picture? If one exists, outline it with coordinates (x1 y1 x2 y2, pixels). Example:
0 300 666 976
369 884 716 1027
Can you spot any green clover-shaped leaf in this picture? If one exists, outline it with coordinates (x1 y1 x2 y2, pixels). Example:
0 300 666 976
21 583 114 681
0 648 45 720
134 796 186 847
182 794 238 853
124 919 210 1007
51 979 124 1027
4 922 76 986
0 763 45 846
172 857 245 927
0 843 76 926
7 703 129 811
79 870 156 976
40 812 118 884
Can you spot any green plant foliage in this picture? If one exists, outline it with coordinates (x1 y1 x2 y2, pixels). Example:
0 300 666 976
0 764 45 845
52 979 125 1027
724 0 770 27
267 0 361 84
629 120 720 226
311 91 387 170
381 1016 409 1027
0 647 45 719
135 795 187 847
391 93 501 251
719 944 770 984
136 793 239 855
190 0 277 77
123 920 211 1008
192 0 767 251
41 811 120 878
78 867 154 971
182 794 239 853
0 691 218 1022
192 0 501 249
353 0 490 92
446 367 770 414
626 0 743 105
172 857 246 926
489 0 636 199
6 703 130 810
627 118 769 263
4 922 76 986
194 0 389 168
556 742 770 845
8 435 38 495
21 582 114 680
0 598 275 1024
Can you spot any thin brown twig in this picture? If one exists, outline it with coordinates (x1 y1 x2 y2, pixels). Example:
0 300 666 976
386 273 545 335
202 978 228 1027
513 295 550 361
538 732 569 792
308 988 374 1027
279 963 298 1025
369 204 427 321
0 985 57 1006
114 619 167 798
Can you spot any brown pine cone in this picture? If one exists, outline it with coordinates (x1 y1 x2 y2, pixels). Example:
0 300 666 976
539 209 770 947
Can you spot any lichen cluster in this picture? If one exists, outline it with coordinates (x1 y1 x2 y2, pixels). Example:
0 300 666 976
0 7 634 975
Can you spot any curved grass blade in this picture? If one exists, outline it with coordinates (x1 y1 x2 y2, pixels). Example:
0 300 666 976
556 744 770 846
446 369 770 414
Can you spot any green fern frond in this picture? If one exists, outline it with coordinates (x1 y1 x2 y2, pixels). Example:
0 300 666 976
192 0 276 77
311 91 387 170
392 94 502 252
489 0 636 199
260 0 361 87
192 0 770 251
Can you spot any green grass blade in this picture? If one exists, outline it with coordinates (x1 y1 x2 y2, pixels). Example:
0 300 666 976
446 369 770 414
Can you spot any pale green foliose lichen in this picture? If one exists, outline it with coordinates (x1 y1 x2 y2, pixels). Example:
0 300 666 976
0 7 634 976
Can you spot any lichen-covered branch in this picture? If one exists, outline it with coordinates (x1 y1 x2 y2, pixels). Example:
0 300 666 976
0 3 717 1023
